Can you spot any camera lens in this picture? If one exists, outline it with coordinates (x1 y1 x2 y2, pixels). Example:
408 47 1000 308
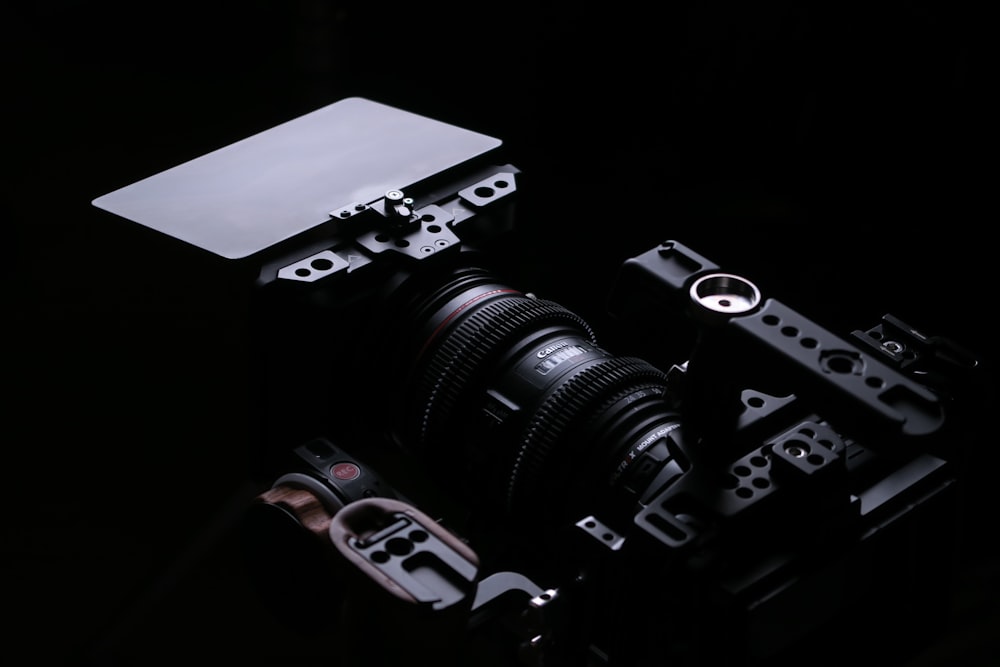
382 265 686 527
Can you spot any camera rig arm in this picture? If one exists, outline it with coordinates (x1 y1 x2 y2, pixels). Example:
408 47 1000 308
609 240 945 448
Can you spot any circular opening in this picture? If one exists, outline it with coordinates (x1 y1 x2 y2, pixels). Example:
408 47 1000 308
385 536 413 556
689 273 761 316
821 350 864 375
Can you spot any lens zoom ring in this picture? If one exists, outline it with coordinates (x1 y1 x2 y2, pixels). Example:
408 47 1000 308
507 357 670 513
417 297 596 448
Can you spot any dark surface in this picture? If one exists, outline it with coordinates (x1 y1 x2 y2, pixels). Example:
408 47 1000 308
6 2 997 666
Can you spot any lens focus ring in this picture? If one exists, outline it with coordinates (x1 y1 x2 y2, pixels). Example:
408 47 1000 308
413 294 596 450
506 356 670 514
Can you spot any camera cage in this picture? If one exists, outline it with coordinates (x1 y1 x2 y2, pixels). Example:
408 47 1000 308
91 97 981 666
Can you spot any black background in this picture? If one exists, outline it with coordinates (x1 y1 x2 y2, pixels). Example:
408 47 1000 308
6 2 997 666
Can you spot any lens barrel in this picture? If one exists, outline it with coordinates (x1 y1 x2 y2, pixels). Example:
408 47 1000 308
382 266 685 527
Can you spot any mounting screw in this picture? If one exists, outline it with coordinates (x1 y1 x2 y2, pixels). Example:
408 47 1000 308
384 189 418 228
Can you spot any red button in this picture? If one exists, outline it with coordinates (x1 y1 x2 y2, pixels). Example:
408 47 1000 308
331 462 361 481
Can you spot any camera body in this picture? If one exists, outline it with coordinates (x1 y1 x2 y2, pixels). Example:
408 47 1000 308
93 98 980 666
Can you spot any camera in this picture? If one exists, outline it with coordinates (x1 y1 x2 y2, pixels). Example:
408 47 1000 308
92 97 984 666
